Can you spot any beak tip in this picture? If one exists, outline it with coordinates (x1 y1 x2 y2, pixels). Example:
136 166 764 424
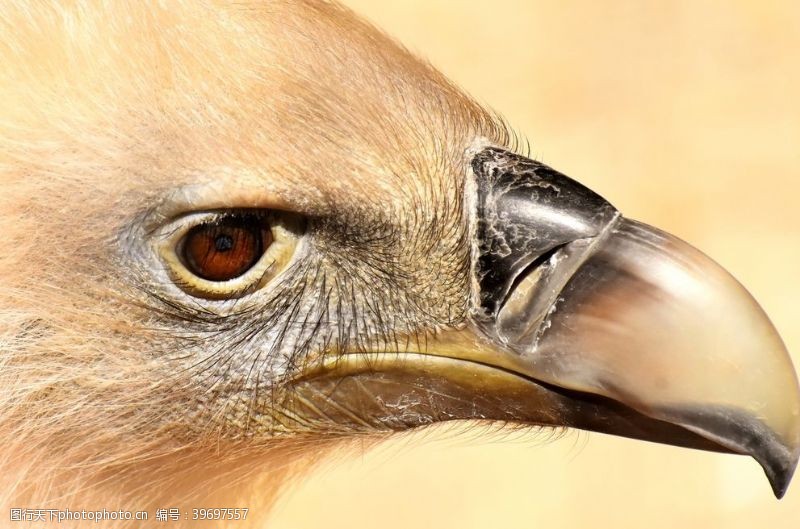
765 453 797 499
671 405 800 499
763 438 800 499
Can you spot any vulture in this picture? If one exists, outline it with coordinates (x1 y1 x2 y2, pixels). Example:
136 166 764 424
1 1 798 527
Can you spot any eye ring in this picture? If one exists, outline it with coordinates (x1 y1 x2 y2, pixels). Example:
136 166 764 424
156 210 303 300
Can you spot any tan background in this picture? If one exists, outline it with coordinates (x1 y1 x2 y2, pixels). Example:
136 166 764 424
271 1 800 527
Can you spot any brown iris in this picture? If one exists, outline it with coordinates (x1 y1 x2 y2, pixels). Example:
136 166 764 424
182 216 272 281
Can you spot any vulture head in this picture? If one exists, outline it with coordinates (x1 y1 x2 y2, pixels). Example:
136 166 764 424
1 0 798 524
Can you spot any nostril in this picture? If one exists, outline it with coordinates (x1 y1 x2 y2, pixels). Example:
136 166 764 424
499 243 567 313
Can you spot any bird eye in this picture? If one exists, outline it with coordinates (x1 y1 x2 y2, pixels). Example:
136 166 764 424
182 216 272 281
156 210 303 299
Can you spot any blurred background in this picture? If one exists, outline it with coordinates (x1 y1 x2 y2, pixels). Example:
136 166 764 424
271 1 800 527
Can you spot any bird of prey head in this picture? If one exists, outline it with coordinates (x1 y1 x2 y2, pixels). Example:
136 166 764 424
1 0 798 524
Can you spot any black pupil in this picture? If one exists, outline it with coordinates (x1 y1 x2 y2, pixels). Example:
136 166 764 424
214 234 234 252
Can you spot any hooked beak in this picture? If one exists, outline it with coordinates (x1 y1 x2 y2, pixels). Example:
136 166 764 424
289 147 800 498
